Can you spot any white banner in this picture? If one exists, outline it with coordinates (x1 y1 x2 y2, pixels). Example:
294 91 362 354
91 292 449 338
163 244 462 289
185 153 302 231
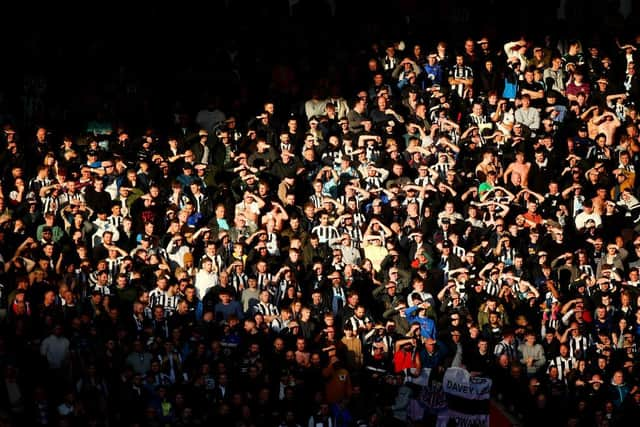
421 379 447 414
442 367 492 400
436 409 490 427
405 368 448 415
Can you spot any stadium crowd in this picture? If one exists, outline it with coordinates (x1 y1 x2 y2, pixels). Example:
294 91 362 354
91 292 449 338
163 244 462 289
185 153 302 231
3 28 640 427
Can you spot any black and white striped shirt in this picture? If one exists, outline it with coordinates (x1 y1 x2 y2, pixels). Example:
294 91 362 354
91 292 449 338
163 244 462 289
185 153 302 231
352 212 366 230
366 145 381 162
494 340 518 361
254 301 279 317
322 150 341 165
41 195 60 214
164 294 180 315
202 254 225 273
230 272 248 292
105 257 123 282
29 177 52 194
363 176 384 190
549 355 575 381
452 245 466 259
339 226 364 249
498 247 517 266
92 284 112 296
485 280 500 297
108 215 123 229
468 113 488 127
265 232 280 256
117 198 129 216
438 256 450 272
347 314 370 332
193 193 206 214
58 191 85 207
618 162 635 174
449 65 473 97
414 176 434 187
337 195 363 211
568 335 590 360
274 280 300 307
578 264 595 278
431 162 451 181
67 191 85 203
149 288 168 310
271 317 288 333
309 193 325 209
311 224 340 244
256 272 274 291
280 142 292 153
267 283 283 306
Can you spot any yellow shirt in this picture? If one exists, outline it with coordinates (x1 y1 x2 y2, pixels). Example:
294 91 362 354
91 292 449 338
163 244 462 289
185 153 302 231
364 245 388 272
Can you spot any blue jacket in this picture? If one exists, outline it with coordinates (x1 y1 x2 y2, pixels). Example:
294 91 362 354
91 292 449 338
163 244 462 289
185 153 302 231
609 382 630 407
419 341 448 369
404 305 436 340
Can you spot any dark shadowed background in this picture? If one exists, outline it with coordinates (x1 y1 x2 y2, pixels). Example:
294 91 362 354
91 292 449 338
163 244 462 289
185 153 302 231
0 0 637 136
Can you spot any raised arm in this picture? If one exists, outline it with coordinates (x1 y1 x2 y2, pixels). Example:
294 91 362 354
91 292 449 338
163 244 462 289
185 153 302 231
349 185 371 201
496 186 516 201
493 236 506 256
579 106 597 122
494 202 511 217
479 188 496 202
478 262 495 280
437 282 455 302
104 243 128 257
562 183 580 199
436 138 461 154
522 188 545 203
371 217 392 237
606 93 628 105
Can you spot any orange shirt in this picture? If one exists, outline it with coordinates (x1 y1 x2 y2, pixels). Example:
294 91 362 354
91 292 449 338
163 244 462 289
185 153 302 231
522 212 542 227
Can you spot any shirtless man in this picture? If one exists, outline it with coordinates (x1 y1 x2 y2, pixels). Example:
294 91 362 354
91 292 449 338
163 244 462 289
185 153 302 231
503 151 531 188
476 150 501 180
582 106 621 143
591 186 610 216
594 111 621 147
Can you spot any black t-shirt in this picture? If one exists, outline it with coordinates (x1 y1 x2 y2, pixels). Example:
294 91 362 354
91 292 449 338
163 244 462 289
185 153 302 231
519 80 545 108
